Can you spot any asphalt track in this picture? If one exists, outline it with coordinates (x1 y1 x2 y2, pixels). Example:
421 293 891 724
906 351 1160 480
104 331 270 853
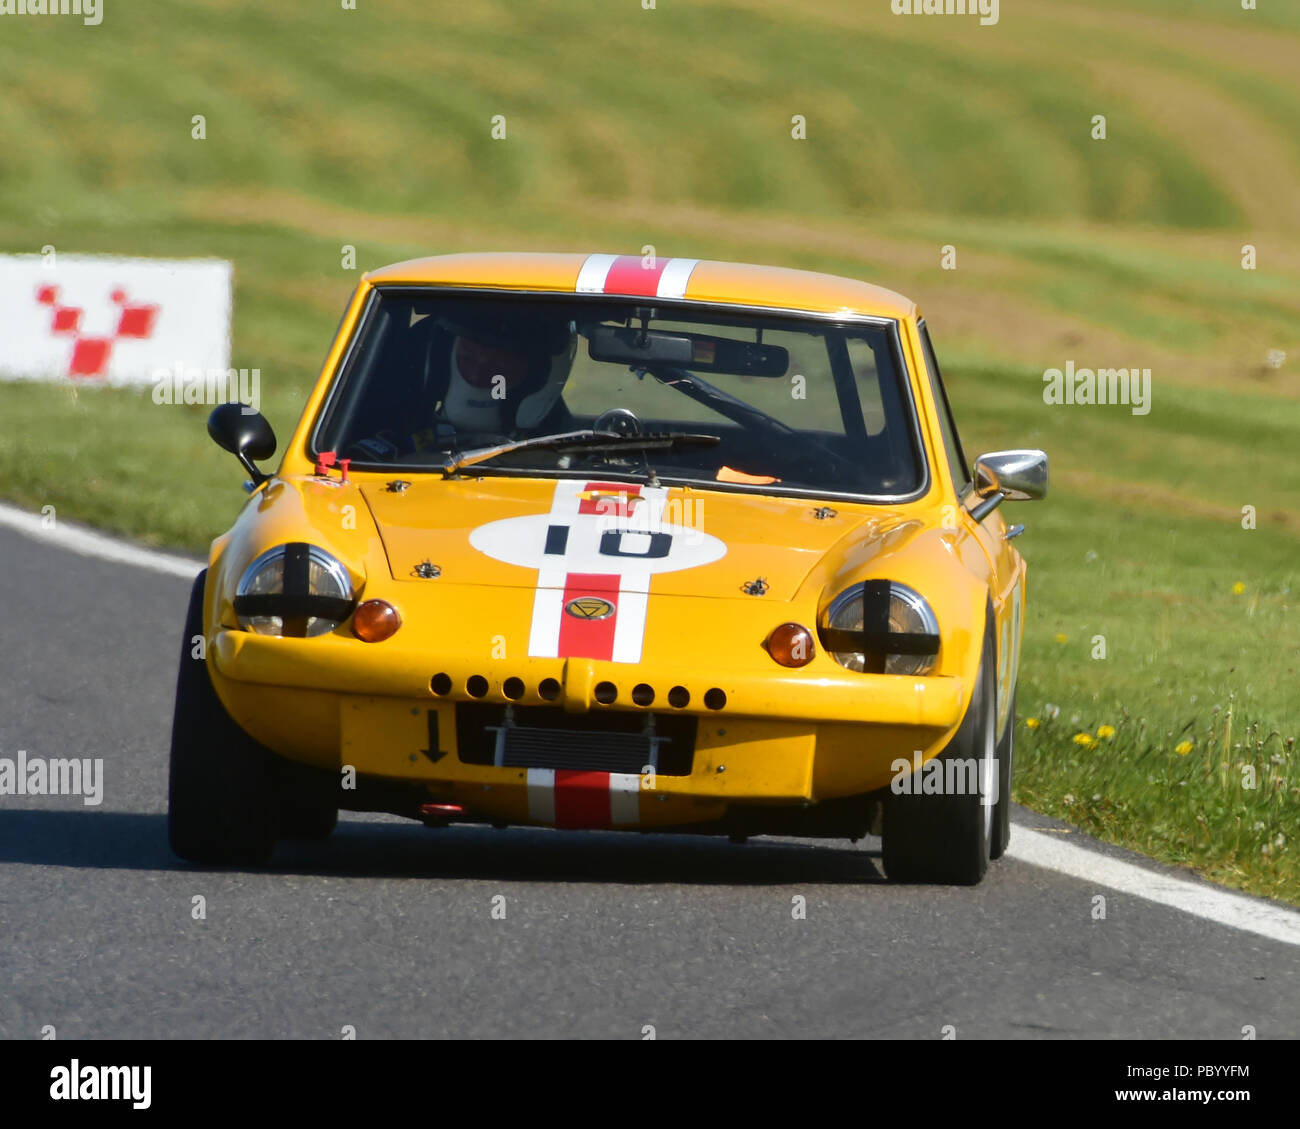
1 517 1297 1039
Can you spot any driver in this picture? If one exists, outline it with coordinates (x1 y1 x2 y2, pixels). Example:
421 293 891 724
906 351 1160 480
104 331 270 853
435 313 577 440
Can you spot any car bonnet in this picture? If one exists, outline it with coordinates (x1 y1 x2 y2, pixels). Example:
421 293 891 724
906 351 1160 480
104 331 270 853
358 476 887 602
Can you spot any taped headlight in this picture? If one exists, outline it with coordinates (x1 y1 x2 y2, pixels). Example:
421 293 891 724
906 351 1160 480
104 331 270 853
234 544 354 638
819 581 939 675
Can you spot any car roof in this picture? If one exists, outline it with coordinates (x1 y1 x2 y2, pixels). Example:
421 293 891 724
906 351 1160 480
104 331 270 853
363 252 916 321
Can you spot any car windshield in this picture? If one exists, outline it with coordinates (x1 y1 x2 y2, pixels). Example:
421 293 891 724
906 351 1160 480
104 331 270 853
312 288 924 499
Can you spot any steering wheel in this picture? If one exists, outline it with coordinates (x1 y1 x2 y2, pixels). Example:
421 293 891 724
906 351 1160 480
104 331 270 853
592 407 643 437
571 408 646 470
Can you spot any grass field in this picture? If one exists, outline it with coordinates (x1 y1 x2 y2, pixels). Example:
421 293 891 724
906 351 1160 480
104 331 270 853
0 1 1295 901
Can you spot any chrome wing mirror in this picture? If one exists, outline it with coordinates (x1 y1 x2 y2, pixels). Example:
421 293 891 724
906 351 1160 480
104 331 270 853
969 449 1048 523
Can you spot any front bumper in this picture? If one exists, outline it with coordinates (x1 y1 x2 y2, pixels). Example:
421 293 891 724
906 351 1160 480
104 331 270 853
209 630 967 829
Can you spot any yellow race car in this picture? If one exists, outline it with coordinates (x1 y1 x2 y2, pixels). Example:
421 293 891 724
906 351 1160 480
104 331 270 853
169 252 1047 883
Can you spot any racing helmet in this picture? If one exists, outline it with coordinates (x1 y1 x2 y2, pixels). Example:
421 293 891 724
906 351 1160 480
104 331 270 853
436 309 576 434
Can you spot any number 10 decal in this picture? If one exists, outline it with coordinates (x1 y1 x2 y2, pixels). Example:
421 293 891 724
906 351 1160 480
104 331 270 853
599 530 672 559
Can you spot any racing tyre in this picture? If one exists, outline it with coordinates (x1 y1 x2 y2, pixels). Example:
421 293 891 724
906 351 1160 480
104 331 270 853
168 570 279 865
277 790 338 841
990 688 1014 860
882 621 998 885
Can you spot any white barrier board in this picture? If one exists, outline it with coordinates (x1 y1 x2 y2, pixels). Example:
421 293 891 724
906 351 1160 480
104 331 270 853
0 255 232 385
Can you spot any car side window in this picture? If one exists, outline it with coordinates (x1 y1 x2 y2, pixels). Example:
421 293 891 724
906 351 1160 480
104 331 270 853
918 322 972 495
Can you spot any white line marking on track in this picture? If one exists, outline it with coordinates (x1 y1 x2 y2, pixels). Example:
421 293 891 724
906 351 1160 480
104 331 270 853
3 499 1298 943
1007 823 1300 947
0 502 202 580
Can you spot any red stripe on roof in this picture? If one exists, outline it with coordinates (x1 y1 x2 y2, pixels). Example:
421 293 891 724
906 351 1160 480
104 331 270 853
603 255 670 296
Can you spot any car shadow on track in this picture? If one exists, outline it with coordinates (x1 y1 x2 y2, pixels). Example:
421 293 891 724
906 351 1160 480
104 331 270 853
0 810 887 885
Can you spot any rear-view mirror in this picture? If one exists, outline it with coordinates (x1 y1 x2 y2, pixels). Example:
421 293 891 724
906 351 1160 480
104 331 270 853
587 325 789 376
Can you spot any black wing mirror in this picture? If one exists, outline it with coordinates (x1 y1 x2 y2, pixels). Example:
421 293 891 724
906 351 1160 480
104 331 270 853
208 403 276 488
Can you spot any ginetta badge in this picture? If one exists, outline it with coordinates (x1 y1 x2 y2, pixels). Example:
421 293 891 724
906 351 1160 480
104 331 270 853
565 597 615 620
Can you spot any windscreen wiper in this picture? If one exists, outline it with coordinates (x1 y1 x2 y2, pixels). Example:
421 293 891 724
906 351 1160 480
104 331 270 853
438 429 719 476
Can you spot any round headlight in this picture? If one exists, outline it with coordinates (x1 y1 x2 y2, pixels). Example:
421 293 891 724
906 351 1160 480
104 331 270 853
823 581 939 675
235 544 353 638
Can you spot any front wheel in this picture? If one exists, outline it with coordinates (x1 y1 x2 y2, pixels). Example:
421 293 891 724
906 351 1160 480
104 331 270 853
990 689 1014 860
277 787 338 841
882 623 998 885
167 571 279 865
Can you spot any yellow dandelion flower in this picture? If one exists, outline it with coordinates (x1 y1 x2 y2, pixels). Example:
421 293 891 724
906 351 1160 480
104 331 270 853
1054 632 1068 644
1232 582 1245 595
1175 740 1193 755
1026 717 1041 730
1072 732 1094 747
1097 725 1116 740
